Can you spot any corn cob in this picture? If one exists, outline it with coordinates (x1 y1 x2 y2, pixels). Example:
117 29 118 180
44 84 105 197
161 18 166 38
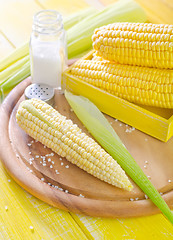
16 98 133 191
92 22 173 69
70 59 173 108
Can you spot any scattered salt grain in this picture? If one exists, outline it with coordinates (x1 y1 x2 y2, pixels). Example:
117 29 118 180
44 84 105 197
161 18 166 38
50 165 53 169
65 190 69 193
145 160 148 164
147 176 151 179
27 143 32 146
5 206 8 211
119 123 122 127
51 161 54 164
48 158 51 162
29 152 32 155
129 198 134 201
35 155 39 158
135 197 139 201
43 163 46 166
168 179 172 183
145 195 148 199
41 178 44 181
79 194 84 198
44 145 46 148
65 165 69 169
8 179 11 183
61 162 64 166
144 165 147 169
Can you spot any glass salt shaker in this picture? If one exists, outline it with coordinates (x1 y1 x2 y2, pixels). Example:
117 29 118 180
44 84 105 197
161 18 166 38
29 10 67 90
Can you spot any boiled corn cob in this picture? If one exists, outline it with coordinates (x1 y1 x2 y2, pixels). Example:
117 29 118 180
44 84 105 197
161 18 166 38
70 59 173 108
16 98 133 191
92 22 173 69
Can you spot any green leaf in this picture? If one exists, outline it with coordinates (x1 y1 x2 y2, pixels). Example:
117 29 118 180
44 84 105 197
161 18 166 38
65 90 173 225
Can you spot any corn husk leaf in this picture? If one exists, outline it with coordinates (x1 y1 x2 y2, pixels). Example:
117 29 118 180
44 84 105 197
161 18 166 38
1 61 30 92
0 42 29 72
65 90 173 225
64 7 97 30
0 55 30 85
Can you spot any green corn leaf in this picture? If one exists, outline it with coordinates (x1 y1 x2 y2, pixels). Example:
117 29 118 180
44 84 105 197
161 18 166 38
64 7 97 30
1 61 30 92
0 42 29 72
65 90 173 225
0 55 30 85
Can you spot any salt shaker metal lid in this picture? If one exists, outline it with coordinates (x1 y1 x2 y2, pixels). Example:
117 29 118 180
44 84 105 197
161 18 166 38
24 83 55 106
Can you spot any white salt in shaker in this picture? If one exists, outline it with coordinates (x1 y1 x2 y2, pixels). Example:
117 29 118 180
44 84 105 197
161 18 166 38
30 10 67 90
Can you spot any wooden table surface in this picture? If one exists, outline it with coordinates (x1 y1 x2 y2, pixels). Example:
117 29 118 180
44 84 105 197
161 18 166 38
0 0 173 239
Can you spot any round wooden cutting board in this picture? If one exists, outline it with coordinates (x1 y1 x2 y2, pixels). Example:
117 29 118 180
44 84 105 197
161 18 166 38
0 78 173 218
